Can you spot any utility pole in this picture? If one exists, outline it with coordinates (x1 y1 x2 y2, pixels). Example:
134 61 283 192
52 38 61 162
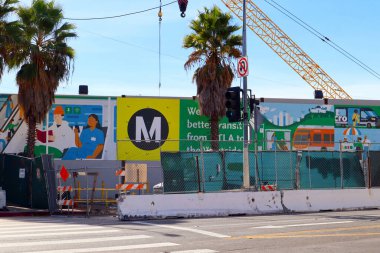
242 0 250 189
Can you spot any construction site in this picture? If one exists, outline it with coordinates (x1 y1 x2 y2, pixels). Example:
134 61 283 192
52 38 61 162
0 0 379 218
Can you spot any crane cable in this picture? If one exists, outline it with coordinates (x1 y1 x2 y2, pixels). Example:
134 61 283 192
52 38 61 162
264 0 380 80
158 0 163 96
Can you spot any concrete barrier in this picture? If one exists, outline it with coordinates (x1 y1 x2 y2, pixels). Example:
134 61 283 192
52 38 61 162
118 189 380 220
118 191 282 220
282 189 380 212
0 188 6 209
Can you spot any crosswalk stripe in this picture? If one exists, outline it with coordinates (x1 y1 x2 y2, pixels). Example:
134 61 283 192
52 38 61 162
22 242 179 253
169 250 218 253
0 229 120 239
0 220 68 225
0 235 151 248
0 225 106 234
0 223 83 230
0 218 67 222
134 222 230 238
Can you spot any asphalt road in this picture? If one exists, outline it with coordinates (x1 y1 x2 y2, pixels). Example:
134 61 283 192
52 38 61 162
1 209 380 253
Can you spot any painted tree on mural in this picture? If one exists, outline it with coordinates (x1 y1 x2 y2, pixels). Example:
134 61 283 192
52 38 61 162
183 6 242 150
15 0 76 157
0 0 21 79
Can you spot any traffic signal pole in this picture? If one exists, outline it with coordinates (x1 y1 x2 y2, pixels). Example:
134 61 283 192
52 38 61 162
242 0 250 189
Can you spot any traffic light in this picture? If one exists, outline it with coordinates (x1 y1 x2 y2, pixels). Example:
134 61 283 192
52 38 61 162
225 87 241 122
249 97 260 113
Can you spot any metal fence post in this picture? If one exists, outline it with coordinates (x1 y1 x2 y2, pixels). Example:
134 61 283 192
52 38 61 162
196 155 201 192
275 143 278 187
85 166 89 218
295 151 302 190
368 149 372 188
339 144 344 189
200 140 205 193
308 147 311 189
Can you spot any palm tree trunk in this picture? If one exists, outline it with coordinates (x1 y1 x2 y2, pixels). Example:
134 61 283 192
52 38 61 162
210 115 219 150
26 116 36 158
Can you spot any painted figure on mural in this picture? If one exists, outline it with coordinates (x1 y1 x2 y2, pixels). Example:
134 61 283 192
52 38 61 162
35 105 75 157
352 109 360 127
0 95 14 120
3 118 18 139
271 132 277 150
48 106 75 150
362 135 371 161
62 114 105 160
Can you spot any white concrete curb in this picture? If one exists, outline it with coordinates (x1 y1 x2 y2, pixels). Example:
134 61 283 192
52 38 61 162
118 189 380 220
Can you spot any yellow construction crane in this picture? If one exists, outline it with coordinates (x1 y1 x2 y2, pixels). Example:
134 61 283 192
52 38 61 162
221 0 352 99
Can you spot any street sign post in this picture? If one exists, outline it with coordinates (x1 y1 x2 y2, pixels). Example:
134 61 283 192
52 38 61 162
237 56 249 78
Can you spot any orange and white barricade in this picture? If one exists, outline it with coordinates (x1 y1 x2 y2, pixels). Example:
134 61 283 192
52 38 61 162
261 184 277 191
57 165 74 211
115 163 149 194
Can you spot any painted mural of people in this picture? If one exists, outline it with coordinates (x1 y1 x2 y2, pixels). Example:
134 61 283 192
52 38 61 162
352 109 359 127
62 114 104 160
362 135 371 160
48 106 75 148
3 118 18 139
5 95 14 119
35 105 75 157
271 132 277 150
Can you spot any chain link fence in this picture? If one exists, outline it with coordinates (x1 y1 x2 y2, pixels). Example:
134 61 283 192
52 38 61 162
158 139 378 194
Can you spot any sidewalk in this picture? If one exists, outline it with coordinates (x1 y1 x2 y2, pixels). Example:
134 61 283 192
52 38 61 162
0 204 117 217
0 205 50 217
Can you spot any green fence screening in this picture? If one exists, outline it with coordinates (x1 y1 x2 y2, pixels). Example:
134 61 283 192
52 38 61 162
161 151 366 193
0 154 49 209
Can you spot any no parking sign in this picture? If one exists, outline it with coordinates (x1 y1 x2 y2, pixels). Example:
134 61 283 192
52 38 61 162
237 56 249 78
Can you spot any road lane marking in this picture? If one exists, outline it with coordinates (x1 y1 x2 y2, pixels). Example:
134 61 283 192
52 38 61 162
0 229 120 239
133 222 230 238
0 225 108 234
231 224 380 240
253 220 354 229
195 218 335 228
22 242 179 253
0 235 151 248
168 250 218 253
235 232 380 239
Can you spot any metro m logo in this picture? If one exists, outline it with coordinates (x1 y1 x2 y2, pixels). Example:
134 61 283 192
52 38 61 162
136 116 161 142
128 108 169 150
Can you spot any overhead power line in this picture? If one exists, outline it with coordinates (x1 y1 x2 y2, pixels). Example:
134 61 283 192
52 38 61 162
64 1 177 21
265 0 380 80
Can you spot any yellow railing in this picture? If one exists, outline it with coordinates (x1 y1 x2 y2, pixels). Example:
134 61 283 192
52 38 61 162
73 181 117 208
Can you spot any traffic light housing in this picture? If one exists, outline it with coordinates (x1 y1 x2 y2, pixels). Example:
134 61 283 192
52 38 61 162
225 87 241 122
249 97 260 113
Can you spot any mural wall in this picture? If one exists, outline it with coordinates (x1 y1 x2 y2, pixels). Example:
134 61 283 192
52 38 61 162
257 101 380 152
1 94 380 161
2 95 117 160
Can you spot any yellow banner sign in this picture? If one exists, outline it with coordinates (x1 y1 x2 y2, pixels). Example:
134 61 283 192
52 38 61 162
117 97 180 161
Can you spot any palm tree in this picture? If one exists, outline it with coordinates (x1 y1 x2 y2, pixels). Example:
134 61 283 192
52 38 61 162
183 6 242 150
15 0 76 157
0 0 21 79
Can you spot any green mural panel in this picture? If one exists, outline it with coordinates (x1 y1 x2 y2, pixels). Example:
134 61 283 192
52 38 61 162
179 100 245 151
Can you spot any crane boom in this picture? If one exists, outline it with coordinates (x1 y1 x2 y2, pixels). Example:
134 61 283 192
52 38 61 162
221 0 352 99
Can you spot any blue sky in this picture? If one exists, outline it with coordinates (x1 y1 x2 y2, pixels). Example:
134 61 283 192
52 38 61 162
2 0 380 99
